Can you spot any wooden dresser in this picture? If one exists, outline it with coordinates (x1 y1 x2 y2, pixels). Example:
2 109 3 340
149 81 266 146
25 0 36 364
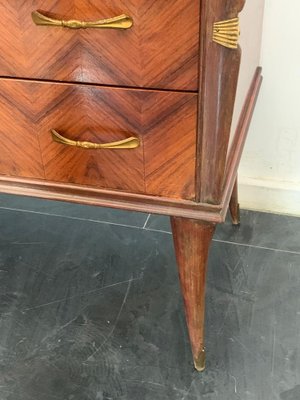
0 1 264 371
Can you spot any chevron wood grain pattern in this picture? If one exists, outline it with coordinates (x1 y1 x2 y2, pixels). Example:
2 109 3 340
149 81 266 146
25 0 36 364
0 78 197 198
0 0 200 91
39 84 145 193
0 82 44 179
144 91 197 199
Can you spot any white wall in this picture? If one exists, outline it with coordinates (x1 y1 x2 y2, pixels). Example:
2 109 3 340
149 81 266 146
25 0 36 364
239 0 300 216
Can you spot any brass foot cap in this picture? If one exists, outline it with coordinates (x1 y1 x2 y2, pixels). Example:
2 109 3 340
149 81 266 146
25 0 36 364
194 349 206 372
194 362 205 372
232 221 241 227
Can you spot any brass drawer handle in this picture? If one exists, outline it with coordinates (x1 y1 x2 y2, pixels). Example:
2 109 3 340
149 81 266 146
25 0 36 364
32 11 133 30
51 130 140 150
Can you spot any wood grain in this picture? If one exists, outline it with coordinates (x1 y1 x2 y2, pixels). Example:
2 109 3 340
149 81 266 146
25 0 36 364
221 67 263 220
229 177 240 225
196 0 246 204
171 217 216 371
0 78 197 198
0 0 200 91
143 91 197 199
0 82 44 179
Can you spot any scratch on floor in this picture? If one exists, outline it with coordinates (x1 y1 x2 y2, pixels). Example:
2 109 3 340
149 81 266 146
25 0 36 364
180 379 195 400
40 314 81 344
231 335 262 363
122 379 190 396
229 374 237 394
271 326 276 392
217 300 233 336
11 241 46 246
85 277 133 362
23 277 140 312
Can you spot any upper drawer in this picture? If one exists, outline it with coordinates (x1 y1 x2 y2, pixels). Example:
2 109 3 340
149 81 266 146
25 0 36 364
0 1 200 91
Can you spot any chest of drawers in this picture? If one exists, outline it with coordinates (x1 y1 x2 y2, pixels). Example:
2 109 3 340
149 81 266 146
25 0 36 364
0 0 264 371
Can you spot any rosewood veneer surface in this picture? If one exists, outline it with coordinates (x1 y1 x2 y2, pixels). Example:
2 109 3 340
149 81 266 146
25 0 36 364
0 0 200 90
0 79 196 198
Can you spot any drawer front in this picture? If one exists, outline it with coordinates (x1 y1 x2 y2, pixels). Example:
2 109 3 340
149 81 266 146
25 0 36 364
0 84 44 180
0 79 197 199
0 1 200 91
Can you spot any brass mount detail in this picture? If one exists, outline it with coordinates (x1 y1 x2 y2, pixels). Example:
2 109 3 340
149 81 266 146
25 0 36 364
213 17 240 49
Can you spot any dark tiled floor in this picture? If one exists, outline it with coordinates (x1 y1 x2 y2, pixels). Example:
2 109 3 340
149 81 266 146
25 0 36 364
0 194 300 400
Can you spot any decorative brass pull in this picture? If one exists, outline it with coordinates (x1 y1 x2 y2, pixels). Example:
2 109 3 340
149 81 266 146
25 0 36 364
32 11 133 30
51 130 140 150
213 18 240 49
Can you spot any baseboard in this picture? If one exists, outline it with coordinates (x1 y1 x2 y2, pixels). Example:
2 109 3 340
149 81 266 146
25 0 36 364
239 176 300 217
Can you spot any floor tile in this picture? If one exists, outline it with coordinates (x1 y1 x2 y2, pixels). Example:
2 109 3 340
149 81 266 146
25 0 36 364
146 210 300 254
0 193 148 228
0 207 299 399
215 210 300 253
145 214 171 233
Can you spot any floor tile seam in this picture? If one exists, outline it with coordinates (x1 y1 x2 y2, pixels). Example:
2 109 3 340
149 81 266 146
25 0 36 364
138 226 300 254
144 227 173 235
141 227 300 254
142 213 151 229
0 206 174 234
2 206 300 254
213 238 300 255
0 206 145 230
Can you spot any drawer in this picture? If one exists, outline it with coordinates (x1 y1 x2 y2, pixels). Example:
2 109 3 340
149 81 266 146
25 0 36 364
0 1 200 91
0 79 197 199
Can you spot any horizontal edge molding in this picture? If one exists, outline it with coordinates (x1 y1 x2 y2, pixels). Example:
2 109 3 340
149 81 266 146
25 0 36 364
0 176 222 223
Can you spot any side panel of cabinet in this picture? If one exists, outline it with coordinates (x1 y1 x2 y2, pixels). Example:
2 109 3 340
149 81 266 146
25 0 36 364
196 0 264 205
196 0 245 204
229 0 265 150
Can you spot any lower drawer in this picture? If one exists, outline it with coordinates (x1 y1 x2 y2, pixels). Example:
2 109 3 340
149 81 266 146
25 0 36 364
0 79 197 199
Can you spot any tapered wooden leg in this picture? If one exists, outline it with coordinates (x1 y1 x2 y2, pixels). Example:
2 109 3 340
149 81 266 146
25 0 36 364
229 177 240 226
171 217 216 372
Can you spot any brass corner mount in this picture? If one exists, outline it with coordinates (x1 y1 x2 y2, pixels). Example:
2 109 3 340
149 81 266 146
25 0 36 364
213 17 240 49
